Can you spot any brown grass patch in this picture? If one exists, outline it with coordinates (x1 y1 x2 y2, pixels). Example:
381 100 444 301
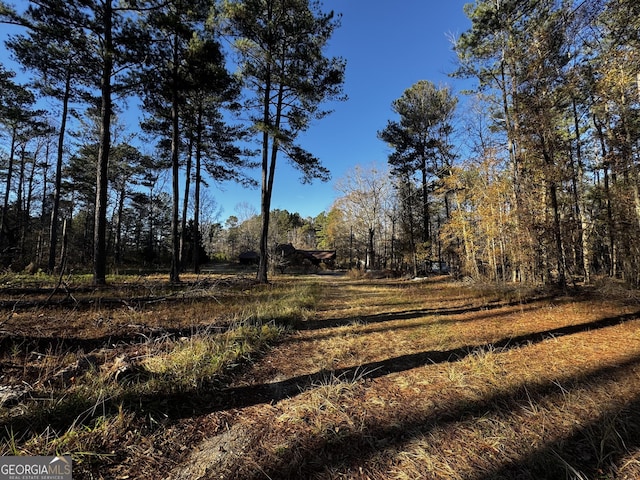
2 273 640 479
205 277 640 479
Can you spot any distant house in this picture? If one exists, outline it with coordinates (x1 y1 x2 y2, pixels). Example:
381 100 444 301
274 243 336 272
299 249 337 266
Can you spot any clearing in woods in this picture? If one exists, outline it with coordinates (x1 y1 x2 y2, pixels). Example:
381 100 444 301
1 272 640 479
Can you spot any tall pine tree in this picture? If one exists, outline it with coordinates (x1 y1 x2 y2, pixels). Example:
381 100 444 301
223 0 346 283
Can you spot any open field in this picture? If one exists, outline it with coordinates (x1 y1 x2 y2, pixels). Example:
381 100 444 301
1 272 640 479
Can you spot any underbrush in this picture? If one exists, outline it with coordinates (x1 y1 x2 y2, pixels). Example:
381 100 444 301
0 274 319 464
0 322 281 459
142 324 282 390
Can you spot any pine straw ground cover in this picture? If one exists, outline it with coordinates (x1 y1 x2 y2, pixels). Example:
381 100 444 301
2 273 640 479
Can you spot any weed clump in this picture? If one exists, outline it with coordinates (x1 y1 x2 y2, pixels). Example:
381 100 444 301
142 324 281 390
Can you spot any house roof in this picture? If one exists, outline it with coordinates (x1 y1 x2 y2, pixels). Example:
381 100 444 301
299 250 336 261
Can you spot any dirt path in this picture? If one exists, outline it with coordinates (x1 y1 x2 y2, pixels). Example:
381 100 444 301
156 276 640 480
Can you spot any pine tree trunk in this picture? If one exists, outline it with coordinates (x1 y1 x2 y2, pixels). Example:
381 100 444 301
570 99 590 284
594 114 616 277
93 0 113 286
169 34 181 284
193 105 203 274
0 127 17 248
114 185 125 266
257 112 272 282
16 144 27 259
258 59 284 283
48 69 71 273
180 136 193 271
22 146 38 259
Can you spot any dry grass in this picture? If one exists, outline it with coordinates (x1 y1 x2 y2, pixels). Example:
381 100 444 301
2 272 640 479
199 276 640 480
0 272 313 473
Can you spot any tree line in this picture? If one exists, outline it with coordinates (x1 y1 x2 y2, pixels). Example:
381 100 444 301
2 0 639 288
322 0 640 287
0 0 344 284
448 0 640 287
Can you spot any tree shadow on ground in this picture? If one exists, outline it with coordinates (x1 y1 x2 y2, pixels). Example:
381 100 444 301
297 293 577 331
466 393 640 479
0 285 233 311
0 288 554 366
208 309 640 415
287 302 545 345
3 307 639 472
0 322 232 356
246 355 640 480
53 308 636 429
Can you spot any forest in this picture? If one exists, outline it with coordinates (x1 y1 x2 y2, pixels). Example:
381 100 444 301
0 0 638 289
2 1 640 479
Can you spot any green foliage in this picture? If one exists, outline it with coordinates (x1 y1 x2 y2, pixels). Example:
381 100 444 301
378 80 457 269
223 0 346 282
142 324 281 389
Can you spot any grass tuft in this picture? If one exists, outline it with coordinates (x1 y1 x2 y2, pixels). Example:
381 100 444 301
142 324 282 390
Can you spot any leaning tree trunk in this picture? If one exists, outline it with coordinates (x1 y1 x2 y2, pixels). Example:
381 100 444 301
48 69 71 273
257 65 278 284
180 136 193 271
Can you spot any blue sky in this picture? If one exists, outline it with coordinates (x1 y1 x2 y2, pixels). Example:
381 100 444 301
0 1 474 221
250 0 474 219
